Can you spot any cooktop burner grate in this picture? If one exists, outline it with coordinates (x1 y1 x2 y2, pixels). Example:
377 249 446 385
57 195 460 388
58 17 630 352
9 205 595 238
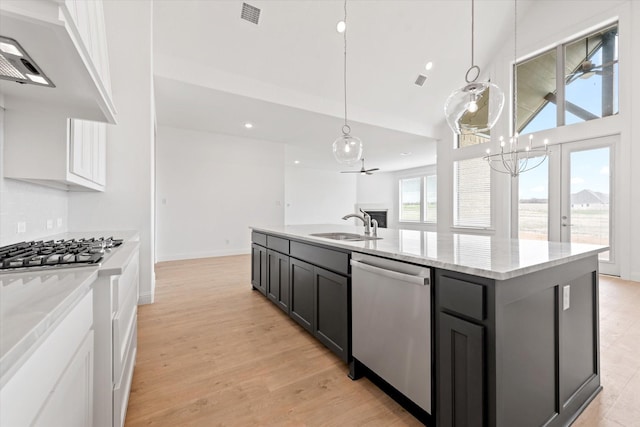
0 237 123 272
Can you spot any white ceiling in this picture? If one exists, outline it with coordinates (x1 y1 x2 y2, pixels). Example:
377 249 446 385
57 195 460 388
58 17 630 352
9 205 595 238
153 0 531 171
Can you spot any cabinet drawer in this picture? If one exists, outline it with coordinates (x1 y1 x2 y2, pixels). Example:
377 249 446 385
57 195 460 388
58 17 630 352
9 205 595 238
439 276 485 321
0 290 93 427
267 235 289 254
290 241 349 275
113 288 137 381
252 231 267 246
112 252 139 313
113 325 137 427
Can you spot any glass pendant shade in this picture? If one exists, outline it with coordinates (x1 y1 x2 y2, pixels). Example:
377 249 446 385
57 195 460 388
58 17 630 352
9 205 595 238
444 81 505 135
332 132 363 165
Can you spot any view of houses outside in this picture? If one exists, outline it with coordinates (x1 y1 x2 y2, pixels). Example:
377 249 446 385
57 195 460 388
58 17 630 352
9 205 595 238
519 148 610 260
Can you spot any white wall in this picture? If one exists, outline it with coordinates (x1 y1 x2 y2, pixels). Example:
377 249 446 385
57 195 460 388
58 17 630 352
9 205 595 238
68 0 156 303
356 172 397 229
0 107 69 245
155 126 285 261
284 166 356 225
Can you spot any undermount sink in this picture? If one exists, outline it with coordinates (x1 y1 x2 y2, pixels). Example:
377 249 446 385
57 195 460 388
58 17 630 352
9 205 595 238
310 232 382 241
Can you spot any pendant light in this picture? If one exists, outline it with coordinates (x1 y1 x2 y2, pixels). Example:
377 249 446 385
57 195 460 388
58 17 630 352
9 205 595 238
332 0 363 165
444 0 505 135
483 0 549 178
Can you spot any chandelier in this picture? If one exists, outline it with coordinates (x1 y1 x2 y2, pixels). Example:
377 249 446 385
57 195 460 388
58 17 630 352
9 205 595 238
483 0 549 178
444 0 504 135
332 0 363 165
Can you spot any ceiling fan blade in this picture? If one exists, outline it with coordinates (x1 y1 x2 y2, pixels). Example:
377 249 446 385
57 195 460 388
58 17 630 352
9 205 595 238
340 171 359 173
366 168 380 172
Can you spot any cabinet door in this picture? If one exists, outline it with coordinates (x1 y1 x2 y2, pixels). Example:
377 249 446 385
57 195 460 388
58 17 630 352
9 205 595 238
289 258 315 333
267 250 290 313
314 266 348 362
439 313 484 427
70 119 93 180
92 122 106 185
33 331 94 427
251 244 267 296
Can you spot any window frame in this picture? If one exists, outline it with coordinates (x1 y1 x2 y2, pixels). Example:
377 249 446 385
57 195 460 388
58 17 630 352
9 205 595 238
515 22 619 135
398 170 437 225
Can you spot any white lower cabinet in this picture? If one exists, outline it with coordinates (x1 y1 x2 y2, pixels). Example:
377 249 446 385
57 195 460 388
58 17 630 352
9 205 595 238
33 331 94 427
3 109 107 191
0 290 94 427
93 251 139 427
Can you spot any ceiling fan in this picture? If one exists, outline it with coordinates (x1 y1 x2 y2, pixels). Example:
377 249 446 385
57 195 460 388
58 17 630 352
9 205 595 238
566 38 617 83
340 158 379 175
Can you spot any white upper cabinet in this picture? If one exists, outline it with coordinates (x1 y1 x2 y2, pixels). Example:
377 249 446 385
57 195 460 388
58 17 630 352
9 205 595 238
4 110 107 191
0 0 116 123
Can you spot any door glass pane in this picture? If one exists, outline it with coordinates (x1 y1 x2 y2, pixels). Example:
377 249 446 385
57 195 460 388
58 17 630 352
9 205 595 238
564 25 618 125
399 177 421 222
569 147 610 260
518 156 549 240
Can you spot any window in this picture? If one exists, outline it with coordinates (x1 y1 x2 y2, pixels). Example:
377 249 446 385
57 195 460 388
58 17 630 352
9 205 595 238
517 23 618 134
399 173 437 223
454 157 491 228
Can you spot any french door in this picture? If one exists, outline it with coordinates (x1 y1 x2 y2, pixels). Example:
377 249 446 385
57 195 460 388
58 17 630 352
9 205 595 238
515 135 618 275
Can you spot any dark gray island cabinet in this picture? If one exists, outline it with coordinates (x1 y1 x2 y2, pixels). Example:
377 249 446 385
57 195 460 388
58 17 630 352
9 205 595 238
250 226 604 427
436 255 600 427
251 231 349 362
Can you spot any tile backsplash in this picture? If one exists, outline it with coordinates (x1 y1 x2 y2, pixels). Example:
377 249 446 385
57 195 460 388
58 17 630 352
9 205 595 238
0 179 68 246
0 107 69 246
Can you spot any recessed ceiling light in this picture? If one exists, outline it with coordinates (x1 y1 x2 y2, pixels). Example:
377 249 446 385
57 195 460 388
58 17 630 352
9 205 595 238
336 21 346 33
400 152 412 156
425 61 433 71
294 160 300 164
244 123 253 129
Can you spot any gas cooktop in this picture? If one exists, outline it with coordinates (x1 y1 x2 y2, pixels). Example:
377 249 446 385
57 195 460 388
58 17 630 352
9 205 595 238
0 237 123 272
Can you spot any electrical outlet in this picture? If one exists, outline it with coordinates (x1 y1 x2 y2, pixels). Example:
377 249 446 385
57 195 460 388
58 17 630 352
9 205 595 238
46 219 53 230
563 285 571 311
56 218 62 227
17 221 26 233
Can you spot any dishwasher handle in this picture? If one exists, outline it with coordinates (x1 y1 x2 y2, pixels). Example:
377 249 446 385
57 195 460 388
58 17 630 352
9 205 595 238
351 259 430 286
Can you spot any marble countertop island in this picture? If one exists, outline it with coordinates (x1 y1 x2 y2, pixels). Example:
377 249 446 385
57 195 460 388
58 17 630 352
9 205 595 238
250 224 608 280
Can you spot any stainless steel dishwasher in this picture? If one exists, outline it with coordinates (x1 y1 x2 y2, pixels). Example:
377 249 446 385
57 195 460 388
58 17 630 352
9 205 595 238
351 252 431 413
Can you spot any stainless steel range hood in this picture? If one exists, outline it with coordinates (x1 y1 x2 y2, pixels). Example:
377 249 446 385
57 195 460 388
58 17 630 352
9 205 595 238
0 36 55 87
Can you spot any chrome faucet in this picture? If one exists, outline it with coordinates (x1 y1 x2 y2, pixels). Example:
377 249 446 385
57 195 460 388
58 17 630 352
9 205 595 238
342 209 378 236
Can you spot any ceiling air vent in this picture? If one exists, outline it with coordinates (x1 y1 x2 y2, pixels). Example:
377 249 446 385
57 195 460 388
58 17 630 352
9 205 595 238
241 3 261 24
414 74 427 87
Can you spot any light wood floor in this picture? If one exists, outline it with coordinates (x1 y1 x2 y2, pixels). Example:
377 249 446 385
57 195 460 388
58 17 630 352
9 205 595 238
124 255 640 427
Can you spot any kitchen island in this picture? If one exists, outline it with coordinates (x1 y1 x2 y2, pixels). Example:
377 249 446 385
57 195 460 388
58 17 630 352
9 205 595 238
250 224 608 427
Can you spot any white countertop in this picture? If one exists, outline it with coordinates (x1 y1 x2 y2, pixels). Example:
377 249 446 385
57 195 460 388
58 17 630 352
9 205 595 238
251 224 608 280
0 230 139 384
0 267 97 383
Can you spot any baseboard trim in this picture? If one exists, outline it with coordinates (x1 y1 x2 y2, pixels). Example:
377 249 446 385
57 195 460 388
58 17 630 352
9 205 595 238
138 291 154 305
